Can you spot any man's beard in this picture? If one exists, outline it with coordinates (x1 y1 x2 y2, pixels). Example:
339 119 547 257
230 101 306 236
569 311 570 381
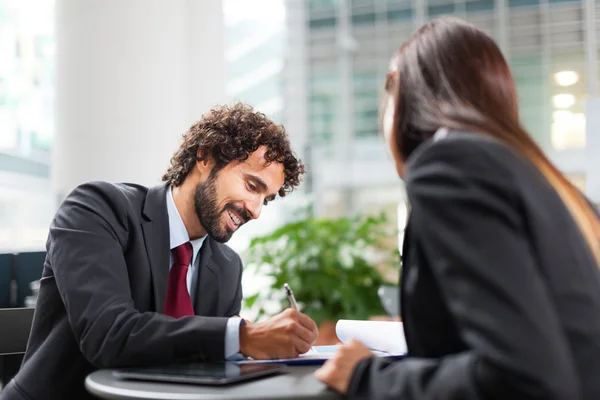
194 170 249 243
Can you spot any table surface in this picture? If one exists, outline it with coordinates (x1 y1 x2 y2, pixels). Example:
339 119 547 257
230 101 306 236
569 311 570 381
85 365 343 400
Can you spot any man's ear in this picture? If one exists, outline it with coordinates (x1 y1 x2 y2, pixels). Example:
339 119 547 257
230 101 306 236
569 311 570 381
195 149 215 177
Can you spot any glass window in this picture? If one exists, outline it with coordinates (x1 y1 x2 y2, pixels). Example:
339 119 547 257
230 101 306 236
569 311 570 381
428 4 455 17
465 0 495 12
387 0 413 8
353 71 379 138
309 17 337 29
310 69 338 143
387 8 413 21
508 0 540 7
354 92 379 109
311 94 337 115
310 73 338 92
354 72 379 90
352 12 377 26
309 0 338 10
351 0 374 6
512 54 546 142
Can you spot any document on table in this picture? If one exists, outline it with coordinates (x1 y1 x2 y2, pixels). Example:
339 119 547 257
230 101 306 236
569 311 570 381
335 319 407 355
234 320 406 366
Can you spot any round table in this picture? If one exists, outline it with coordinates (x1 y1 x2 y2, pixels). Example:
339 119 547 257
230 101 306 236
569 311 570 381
85 365 342 400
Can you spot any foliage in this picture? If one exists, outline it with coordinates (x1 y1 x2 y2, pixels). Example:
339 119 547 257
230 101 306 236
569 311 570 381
243 209 399 326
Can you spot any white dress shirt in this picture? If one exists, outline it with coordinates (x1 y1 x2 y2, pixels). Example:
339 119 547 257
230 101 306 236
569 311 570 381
166 186 241 358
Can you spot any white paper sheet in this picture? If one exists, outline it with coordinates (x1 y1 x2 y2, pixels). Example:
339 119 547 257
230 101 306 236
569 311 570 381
335 319 407 355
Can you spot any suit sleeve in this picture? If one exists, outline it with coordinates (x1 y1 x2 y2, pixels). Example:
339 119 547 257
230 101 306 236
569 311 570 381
49 182 228 368
347 139 581 400
224 256 243 358
224 255 243 317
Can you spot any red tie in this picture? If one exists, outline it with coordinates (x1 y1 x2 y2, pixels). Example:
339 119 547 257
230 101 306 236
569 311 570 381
164 242 195 318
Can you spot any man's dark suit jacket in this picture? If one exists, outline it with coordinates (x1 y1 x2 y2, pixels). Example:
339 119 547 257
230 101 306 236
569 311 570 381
347 132 600 400
2 182 243 400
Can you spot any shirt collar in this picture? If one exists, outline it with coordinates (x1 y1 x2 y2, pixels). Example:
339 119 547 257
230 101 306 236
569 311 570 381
166 186 206 261
433 127 449 142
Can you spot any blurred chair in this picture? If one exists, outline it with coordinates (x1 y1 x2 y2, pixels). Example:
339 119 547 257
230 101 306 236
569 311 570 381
378 285 400 318
0 307 34 388
0 254 12 308
13 252 45 308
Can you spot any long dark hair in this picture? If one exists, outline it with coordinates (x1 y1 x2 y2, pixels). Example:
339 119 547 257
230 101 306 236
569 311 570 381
385 16 600 265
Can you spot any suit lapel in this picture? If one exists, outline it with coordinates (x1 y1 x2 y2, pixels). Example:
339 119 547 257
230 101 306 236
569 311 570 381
194 238 221 316
141 184 171 312
400 217 412 318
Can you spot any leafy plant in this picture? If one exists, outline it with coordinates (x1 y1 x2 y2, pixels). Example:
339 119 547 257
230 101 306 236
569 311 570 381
243 209 399 326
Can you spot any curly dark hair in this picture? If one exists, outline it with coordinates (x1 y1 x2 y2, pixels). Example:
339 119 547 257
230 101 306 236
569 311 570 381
162 102 304 197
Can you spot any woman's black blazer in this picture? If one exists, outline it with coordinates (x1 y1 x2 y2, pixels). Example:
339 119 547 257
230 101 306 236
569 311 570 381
348 131 600 400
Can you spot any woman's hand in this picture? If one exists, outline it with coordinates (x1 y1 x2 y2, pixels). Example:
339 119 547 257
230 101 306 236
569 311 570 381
314 339 375 394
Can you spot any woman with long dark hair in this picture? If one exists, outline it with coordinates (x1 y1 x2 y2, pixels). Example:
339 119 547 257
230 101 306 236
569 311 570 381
315 16 600 400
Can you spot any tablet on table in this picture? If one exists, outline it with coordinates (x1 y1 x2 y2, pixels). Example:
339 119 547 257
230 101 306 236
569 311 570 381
112 362 287 386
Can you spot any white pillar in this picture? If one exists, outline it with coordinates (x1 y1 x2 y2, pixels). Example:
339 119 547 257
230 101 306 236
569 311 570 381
336 0 356 216
54 0 226 204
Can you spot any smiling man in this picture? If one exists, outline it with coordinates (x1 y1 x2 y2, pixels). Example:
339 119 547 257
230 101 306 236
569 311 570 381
5 103 318 400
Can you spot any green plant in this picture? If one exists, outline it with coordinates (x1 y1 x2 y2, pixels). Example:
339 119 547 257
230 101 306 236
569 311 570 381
243 209 399 326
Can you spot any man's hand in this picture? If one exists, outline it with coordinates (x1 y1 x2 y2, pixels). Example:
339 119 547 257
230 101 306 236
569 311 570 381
239 308 318 360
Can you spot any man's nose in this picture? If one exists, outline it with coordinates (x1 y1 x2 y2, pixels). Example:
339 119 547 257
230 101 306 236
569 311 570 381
244 197 263 220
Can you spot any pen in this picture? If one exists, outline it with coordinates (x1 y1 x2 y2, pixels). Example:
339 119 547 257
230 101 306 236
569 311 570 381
284 283 299 309
284 283 316 353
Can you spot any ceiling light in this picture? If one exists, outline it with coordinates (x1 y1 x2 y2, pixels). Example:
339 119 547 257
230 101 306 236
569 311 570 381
554 71 579 87
553 94 576 109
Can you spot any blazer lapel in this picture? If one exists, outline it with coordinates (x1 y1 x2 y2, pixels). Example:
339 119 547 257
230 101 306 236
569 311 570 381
141 184 171 312
400 216 412 318
194 238 221 316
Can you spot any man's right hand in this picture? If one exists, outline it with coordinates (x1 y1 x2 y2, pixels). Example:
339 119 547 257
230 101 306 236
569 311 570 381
239 308 319 360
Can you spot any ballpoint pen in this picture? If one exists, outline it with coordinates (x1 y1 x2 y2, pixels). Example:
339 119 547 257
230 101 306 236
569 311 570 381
283 283 299 309
284 283 316 352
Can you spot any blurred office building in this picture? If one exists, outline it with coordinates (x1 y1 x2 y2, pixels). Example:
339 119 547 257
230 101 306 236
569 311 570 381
0 0 55 252
1 0 599 252
284 0 600 221
222 0 313 251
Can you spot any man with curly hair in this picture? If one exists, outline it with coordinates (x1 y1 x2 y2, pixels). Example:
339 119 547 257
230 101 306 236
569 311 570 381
6 103 318 400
